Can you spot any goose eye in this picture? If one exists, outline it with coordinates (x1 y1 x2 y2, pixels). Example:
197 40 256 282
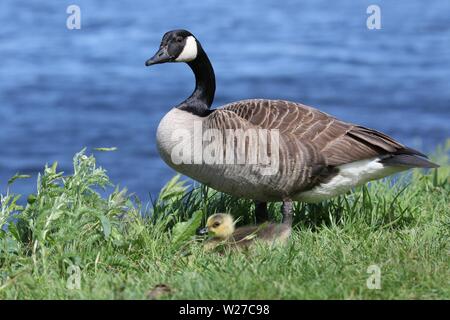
212 222 220 228
176 37 183 43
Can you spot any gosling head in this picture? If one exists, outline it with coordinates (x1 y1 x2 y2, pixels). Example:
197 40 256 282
198 213 235 240
145 29 199 66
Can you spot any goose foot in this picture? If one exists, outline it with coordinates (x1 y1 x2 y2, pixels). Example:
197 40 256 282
254 201 268 222
282 200 293 226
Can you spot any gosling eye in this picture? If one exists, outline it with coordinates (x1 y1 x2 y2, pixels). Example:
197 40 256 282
212 222 220 228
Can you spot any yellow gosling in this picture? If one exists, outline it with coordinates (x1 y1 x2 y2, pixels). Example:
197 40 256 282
199 213 291 250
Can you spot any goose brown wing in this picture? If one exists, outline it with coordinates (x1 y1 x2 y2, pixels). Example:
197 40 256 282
212 99 419 166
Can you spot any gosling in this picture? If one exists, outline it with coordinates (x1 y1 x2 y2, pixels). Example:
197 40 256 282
198 213 291 250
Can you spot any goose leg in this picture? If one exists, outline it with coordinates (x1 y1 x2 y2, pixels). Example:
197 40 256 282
282 200 293 226
254 201 268 222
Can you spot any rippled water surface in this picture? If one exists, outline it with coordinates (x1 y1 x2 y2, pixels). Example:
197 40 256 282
1 0 449 200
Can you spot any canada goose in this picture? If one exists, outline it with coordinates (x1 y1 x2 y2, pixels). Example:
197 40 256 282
145 29 439 225
198 213 291 250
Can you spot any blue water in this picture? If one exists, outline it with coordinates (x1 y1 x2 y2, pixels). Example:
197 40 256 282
1 0 449 201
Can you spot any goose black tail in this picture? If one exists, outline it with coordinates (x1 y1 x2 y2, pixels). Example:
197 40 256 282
380 150 440 168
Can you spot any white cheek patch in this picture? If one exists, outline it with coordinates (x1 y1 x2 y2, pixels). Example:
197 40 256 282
175 36 198 62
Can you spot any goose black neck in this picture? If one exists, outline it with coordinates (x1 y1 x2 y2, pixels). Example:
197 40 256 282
177 44 216 117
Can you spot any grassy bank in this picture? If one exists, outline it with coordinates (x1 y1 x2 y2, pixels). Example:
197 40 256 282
0 146 449 299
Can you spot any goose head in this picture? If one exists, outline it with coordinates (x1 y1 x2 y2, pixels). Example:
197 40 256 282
199 213 235 240
145 29 199 66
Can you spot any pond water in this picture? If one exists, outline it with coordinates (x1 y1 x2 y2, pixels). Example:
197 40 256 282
0 0 449 201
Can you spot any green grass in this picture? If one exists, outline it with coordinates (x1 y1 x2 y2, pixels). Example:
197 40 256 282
0 145 449 300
